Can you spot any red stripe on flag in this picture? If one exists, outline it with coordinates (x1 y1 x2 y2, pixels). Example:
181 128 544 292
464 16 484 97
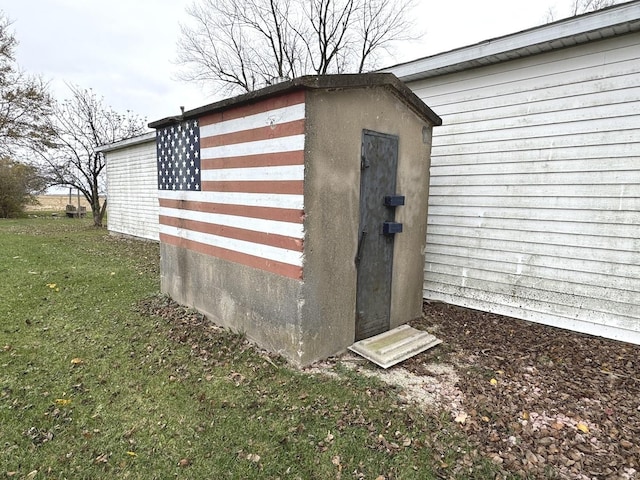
160 233 303 280
159 215 303 251
202 180 303 195
159 198 304 223
199 90 305 126
201 119 305 148
201 150 304 170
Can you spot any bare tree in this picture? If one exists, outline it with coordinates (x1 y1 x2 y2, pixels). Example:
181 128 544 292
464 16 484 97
38 85 147 227
355 0 419 73
0 12 55 157
570 0 619 15
176 0 419 94
301 0 357 75
177 0 302 93
547 0 620 22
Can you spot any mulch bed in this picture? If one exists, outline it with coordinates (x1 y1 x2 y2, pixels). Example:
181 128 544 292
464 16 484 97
407 302 640 479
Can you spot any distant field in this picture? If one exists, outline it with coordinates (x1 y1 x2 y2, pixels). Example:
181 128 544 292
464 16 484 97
27 194 105 212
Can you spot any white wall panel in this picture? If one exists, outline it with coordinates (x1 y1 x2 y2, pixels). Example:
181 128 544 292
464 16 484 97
399 32 640 342
105 138 159 241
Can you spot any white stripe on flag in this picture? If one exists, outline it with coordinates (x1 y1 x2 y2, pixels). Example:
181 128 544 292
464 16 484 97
199 103 305 137
160 224 303 266
201 165 304 182
159 207 304 238
201 135 305 159
158 190 304 210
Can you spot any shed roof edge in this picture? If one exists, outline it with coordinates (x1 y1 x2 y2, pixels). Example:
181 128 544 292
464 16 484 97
148 73 442 129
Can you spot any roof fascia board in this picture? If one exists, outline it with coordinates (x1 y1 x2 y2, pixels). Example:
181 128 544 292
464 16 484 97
96 131 156 153
383 1 640 81
149 73 442 128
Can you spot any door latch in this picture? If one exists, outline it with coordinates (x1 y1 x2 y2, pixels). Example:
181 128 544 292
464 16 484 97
382 222 403 235
384 195 405 207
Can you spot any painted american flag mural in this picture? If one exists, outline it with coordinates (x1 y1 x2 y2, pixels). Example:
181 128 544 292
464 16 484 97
156 90 306 280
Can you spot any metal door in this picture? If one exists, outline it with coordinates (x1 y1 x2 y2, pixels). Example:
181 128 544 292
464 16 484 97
355 130 400 341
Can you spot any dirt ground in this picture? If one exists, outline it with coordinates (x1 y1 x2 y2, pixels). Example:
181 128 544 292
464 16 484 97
405 301 640 479
140 295 639 478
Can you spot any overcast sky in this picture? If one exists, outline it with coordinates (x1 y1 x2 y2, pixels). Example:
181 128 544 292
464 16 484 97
5 0 599 124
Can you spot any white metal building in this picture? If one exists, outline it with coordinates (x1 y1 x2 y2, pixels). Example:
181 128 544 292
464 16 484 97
99 132 159 241
384 1 640 343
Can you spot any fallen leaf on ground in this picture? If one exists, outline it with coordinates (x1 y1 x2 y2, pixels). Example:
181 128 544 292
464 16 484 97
246 453 261 463
454 412 468 424
576 422 589 433
408 302 640 479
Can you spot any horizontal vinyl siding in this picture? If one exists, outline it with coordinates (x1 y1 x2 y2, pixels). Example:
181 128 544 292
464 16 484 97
405 33 640 343
105 140 159 241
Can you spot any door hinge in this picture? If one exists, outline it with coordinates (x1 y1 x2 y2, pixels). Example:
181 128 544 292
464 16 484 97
355 230 367 265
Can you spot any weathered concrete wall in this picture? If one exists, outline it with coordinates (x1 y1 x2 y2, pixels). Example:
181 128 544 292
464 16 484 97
157 91 307 364
299 87 432 363
161 243 304 360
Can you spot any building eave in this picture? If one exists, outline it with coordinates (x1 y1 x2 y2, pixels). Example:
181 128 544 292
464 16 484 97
382 0 640 82
96 131 156 153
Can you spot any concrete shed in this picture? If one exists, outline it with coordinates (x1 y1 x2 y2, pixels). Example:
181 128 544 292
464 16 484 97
149 74 441 366
384 1 640 343
99 132 159 241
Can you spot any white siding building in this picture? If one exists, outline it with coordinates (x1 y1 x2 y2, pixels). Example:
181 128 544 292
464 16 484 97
99 132 159 241
385 2 640 343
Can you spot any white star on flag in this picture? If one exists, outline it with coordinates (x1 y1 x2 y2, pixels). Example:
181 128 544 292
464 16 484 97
156 119 201 191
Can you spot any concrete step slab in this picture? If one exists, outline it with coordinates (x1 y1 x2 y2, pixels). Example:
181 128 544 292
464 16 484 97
348 324 442 369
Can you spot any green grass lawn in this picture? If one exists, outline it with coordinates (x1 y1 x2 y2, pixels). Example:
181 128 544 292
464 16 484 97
0 217 500 479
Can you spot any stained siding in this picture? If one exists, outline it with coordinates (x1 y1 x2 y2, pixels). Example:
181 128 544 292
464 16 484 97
105 138 159 241
406 33 640 343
